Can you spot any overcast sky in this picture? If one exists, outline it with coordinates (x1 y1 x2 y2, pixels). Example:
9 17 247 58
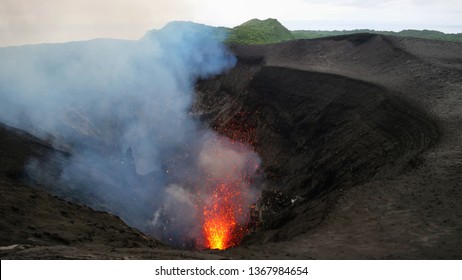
1 0 461 46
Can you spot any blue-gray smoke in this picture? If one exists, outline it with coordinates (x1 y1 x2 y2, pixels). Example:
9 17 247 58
0 22 259 247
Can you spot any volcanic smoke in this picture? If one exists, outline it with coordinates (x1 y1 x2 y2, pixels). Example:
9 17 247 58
0 22 262 249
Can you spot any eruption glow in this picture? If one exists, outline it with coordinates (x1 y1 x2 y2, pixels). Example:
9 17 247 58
197 134 260 250
202 183 240 250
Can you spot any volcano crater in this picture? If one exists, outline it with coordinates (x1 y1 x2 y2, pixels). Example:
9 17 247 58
194 55 439 243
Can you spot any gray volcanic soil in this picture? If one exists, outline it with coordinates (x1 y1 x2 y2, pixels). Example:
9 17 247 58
1 34 462 259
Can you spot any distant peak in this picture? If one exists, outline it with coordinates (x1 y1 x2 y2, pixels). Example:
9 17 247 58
239 18 283 27
162 21 211 29
228 18 293 45
142 21 219 41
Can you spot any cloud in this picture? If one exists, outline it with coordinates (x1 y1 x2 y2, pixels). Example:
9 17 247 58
189 0 462 32
0 0 191 46
1 1 461 46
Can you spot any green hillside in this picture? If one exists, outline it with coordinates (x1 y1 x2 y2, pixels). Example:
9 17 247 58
225 18 294 44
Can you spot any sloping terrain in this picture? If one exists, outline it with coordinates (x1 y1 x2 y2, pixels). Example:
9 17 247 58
1 34 461 259
195 34 462 258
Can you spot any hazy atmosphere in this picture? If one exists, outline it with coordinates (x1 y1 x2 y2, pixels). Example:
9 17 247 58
1 0 461 46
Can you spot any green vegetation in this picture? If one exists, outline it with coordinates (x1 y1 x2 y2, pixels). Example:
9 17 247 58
224 18 294 44
292 29 373 39
222 18 462 45
391 29 462 42
293 29 462 43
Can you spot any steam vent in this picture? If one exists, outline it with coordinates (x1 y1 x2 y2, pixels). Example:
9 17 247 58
1 25 462 259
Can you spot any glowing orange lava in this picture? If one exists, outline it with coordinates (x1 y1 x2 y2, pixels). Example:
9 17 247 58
202 183 242 250
197 134 259 251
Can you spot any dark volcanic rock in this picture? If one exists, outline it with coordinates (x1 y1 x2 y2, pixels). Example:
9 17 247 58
195 34 462 258
195 41 440 241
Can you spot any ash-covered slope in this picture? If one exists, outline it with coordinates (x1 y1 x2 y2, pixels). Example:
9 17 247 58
195 34 462 258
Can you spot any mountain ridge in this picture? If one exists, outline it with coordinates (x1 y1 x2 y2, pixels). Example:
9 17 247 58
221 18 462 44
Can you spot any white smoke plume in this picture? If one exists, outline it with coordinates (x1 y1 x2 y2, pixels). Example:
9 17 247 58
0 22 261 247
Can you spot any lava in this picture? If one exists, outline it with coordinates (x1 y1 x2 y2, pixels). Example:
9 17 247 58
197 134 260 250
202 182 243 250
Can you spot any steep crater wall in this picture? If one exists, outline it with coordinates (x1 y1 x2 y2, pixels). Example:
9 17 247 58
194 59 440 242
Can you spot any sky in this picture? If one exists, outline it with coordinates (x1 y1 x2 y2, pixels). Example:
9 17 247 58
1 0 462 46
